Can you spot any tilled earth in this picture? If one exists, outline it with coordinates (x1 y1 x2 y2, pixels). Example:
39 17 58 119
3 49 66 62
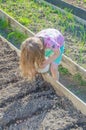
0 37 86 130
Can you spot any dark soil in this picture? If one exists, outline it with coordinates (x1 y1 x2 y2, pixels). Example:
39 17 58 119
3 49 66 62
63 0 86 10
0 37 86 129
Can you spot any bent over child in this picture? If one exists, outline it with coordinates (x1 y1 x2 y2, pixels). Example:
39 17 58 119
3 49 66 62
20 28 65 81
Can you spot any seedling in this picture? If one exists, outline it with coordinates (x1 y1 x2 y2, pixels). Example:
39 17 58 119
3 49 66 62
59 65 70 75
0 18 28 48
7 30 28 46
0 19 9 29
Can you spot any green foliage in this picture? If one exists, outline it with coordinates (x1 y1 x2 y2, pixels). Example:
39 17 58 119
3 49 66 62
19 17 30 25
83 0 86 3
59 65 70 75
0 19 9 29
0 18 28 46
7 30 28 45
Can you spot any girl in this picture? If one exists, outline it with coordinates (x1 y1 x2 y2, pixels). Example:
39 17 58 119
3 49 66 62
20 28 65 80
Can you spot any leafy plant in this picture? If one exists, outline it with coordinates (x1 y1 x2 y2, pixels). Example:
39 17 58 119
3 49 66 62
0 18 28 47
0 18 9 29
59 65 70 75
7 30 28 45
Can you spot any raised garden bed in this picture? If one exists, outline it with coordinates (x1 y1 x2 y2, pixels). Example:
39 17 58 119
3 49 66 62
0 9 86 79
0 8 86 103
44 0 86 20
0 0 86 69
0 10 86 103
0 0 86 95
0 36 86 130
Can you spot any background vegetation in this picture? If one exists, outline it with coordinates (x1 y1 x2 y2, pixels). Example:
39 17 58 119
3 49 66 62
0 0 86 68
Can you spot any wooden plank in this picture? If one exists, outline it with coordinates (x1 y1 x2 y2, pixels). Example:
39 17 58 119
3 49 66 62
62 54 86 80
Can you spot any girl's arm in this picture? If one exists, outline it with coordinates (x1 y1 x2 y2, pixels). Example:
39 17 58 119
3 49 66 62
40 49 60 68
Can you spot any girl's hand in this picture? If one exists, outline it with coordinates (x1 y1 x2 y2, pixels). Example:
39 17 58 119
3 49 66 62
39 60 48 69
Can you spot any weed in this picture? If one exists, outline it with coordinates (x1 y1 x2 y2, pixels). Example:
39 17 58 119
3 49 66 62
7 30 28 45
0 19 9 29
73 73 86 86
19 17 30 26
59 65 70 75
0 18 28 47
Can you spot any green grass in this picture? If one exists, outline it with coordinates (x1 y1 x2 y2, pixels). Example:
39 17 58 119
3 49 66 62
83 0 86 3
0 18 8 29
77 0 86 3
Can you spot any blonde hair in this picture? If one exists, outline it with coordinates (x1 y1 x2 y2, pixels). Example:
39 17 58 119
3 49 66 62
20 37 45 80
